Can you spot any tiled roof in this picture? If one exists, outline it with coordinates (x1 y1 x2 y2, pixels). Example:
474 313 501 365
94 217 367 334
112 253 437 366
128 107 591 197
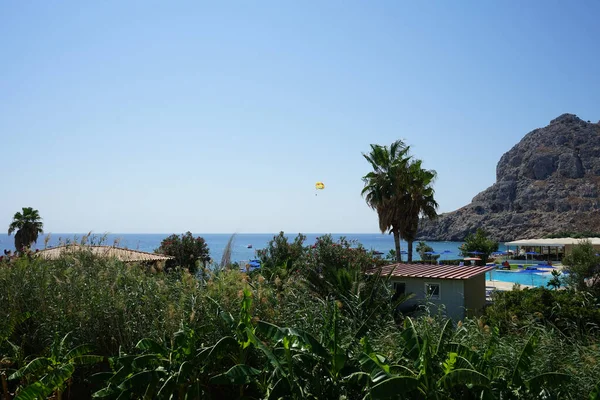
371 263 494 280
35 245 173 262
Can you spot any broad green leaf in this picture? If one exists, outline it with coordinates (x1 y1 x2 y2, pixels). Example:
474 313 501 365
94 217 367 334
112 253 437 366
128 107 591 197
342 371 370 386
526 372 570 394
14 381 50 400
247 328 286 377
401 318 421 361
209 364 261 385
157 374 177 398
136 338 167 355
117 370 154 391
109 365 134 385
64 344 93 360
369 376 420 399
73 355 104 365
268 378 291 400
92 386 116 398
203 336 238 364
439 368 490 389
177 361 195 383
256 321 285 342
435 319 453 357
9 357 52 380
132 354 159 369
511 334 537 388
40 364 75 392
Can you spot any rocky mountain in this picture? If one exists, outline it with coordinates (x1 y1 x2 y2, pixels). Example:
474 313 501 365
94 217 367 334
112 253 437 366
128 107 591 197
418 114 600 241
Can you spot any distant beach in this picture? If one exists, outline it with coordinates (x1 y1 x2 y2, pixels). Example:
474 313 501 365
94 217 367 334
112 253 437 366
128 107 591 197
0 233 464 263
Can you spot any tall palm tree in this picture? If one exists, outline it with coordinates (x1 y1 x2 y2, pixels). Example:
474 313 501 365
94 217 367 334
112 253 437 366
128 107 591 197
8 207 44 252
399 159 438 262
361 140 411 262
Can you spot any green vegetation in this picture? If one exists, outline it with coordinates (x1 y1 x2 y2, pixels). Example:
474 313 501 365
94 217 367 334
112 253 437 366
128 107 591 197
416 241 440 262
1 235 599 399
362 141 438 263
7 207 44 253
563 240 600 295
459 229 499 266
155 232 211 274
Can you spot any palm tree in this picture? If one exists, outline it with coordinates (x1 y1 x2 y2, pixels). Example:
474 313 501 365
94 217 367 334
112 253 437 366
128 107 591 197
8 207 44 252
362 140 411 262
399 159 438 262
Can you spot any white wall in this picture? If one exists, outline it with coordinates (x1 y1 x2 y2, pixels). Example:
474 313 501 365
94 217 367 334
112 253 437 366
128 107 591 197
393 277 466 321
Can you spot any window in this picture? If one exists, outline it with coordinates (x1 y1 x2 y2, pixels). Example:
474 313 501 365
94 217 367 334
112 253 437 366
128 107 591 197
392 282 406 301
425 282 441 300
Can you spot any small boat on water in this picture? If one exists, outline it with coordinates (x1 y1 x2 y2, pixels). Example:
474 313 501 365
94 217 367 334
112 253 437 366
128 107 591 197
247 244 253 249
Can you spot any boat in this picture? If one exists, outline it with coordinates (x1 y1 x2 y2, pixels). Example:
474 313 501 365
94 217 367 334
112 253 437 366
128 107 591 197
246 244 253 249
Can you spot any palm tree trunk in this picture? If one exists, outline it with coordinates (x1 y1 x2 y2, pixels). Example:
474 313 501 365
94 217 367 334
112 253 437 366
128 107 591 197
407 240 414 262
393 230 402 263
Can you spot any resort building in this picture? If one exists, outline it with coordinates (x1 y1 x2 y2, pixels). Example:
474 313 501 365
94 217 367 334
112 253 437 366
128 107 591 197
505 237 600 260
376 263 494 321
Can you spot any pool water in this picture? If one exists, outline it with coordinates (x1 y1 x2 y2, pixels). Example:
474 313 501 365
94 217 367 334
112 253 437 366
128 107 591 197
486 270 552 287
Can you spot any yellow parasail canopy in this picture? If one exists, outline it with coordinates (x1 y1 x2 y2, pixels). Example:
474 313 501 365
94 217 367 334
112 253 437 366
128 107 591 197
315 182 325 190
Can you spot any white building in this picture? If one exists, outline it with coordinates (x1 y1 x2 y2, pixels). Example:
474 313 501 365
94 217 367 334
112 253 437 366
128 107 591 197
376 263 494 321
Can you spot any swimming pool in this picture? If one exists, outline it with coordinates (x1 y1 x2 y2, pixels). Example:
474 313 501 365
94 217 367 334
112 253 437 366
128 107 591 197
486 270 552 287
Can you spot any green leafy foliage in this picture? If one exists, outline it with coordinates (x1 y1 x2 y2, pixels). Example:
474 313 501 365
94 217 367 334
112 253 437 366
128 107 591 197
563 240 600 294
361 141 438 263
2 237 599 399
416 241 440 262
484 286 600 336
459 229 499 265
7 207 44 253
9 332 102 400
155 232 210 274
256 231 306 275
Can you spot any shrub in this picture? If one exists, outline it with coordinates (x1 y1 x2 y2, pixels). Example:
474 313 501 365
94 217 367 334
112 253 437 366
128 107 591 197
155 232 210 274
256 231 306 274
563 240 600 294
459 229 498 265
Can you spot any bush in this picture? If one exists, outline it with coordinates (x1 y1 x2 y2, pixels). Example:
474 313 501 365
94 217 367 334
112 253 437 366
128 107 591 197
256 231 306 275
459 229 498 265
155 232 210 274
563 240 600 294
483 287 600 338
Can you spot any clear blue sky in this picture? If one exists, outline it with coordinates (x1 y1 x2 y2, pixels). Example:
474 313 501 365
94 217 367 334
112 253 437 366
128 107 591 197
1 1 599 234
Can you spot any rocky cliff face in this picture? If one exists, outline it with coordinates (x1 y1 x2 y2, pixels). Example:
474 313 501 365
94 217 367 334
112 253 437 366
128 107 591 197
418 114 600 241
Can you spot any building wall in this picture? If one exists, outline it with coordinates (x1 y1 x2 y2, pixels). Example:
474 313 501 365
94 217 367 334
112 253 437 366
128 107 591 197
392 277 465 321
463 274 486 317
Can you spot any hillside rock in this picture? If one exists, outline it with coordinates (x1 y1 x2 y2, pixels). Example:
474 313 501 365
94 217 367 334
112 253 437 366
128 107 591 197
418 114 600 241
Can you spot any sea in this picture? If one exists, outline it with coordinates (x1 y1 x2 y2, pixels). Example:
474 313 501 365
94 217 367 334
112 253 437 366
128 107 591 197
0 233 464 263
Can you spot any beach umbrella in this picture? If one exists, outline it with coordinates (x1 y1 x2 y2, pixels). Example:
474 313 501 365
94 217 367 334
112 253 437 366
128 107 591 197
440 250 453 261
470 251 484 255
525 251 539 262
424 251 439 263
